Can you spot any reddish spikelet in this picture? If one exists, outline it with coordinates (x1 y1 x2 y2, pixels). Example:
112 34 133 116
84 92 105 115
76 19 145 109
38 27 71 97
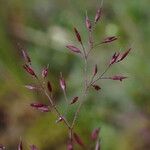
22 50 31 64
89 33 93 48
66 45 81 53
85 12 92 31
109 75 127 81
91 128 100 140
73 133 85 148
67 142 73 150
117 48 131 62
59 73 66 91
0 144 5 150
30 103 50 112
18 140 23 150
23 64 36 77
25 85 37 90
30 145 38 150
47 81 52 93
102 36 117 44
74 27 82 43
56 117 64 123
18 44 31 64
70 97 79 105
95 140 100 150
109 52 120 66
92 85 101 91
94 8 102 23
42 65 48 78
31 103 45 107
93 64 98 76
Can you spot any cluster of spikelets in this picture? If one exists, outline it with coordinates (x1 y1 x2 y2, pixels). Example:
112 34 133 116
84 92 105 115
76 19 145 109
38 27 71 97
0 4 131 150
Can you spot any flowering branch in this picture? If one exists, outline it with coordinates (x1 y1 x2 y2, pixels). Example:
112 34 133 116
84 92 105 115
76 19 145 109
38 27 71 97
16 3 132 149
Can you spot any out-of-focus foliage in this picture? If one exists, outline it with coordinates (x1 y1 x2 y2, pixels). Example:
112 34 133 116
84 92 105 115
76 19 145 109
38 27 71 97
0 0 150 149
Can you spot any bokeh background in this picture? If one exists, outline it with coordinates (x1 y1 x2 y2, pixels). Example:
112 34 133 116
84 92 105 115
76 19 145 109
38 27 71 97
0 0 150 149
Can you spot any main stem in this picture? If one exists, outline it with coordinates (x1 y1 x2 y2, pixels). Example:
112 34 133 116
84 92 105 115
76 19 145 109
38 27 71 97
71 56 88 129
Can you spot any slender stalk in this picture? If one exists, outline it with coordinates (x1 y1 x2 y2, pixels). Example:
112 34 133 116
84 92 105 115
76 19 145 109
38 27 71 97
81 42 87 59
71 49 88 129
63 90 68 104
71 102 82 128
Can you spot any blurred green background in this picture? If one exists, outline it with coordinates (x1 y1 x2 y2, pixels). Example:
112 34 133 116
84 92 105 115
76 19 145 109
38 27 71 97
0 0 150 149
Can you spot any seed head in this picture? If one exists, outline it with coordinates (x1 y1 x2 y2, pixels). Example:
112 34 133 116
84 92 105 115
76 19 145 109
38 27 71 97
66 45 81 53
109 75 128 81
23 64 36 77
117 48 131 62
74 27 82 43
91 128 100 140
85 12 92 31
30 145 38 150
93 64 98 76
70 97 79 105
102 36 118 44
92 85 101 91
59 72 66 91
73 133 85 148
18 139 23 150
47 81 52 93
42 65 49 78
94 8 102 23
30 103 50 112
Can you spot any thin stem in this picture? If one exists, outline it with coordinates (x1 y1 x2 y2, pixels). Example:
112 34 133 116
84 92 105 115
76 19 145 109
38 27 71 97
81 42 87 59
87 29 94 58
71 102 82 128
71 90 87 129
88 73 96 89
89 30 93 49
84 58 88 88
71 64 111 133
100 77 110 79
63 90 68 104
93 42 103 49
71 53 88 129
